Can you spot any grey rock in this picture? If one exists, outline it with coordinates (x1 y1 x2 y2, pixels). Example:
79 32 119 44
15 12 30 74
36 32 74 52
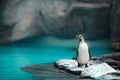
99 72 120 80
0 0 113 43
21 63 87 80
81 63 116 78
21 52 120 80
21 62 120 80
55 59 118 78
59 2 110 39
55 59 78 69
0 0 120 49
78 0 120 50
98 52 120 69
0 0 74 43
99 52 120 61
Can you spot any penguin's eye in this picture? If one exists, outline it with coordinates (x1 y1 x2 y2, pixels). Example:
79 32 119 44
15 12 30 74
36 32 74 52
79 36 82 38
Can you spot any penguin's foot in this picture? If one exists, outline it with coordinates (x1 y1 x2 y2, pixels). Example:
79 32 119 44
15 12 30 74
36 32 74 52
85 64 88 67
78 63 90 68
78 63 85 68
81 65 86 68
85 63 90 67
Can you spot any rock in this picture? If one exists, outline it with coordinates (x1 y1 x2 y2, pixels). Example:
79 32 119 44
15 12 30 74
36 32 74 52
81 63 116 78
99 59 120 69
61 2 110 39
22 62 120 80
0 0 120 44
21 63 84 80
0 0 118 43
97 52 120 69
21 53 120 80
78 0 120 50
0 0 74 43
99 52 120 61
99 72 120 80
55 59 78 69
66 67 83 75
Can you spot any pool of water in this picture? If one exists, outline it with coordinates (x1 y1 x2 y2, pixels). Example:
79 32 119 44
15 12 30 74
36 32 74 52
0 36 113 80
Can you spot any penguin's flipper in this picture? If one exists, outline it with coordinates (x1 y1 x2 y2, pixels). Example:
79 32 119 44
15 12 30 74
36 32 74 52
76 46 79 59
89 50 92 60
72 57 76 60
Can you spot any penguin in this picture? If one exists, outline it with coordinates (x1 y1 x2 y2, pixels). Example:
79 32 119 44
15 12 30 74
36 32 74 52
76 34 91 67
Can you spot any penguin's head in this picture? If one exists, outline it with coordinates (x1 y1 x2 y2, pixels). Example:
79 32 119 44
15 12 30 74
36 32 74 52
76 34 84 41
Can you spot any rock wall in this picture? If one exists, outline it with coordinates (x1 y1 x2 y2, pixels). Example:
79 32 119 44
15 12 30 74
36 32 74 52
0 0 74 43
77 0 120 50
0 0 120 46
62 2 110 39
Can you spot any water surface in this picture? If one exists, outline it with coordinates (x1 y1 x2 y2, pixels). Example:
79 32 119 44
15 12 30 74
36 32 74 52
0 36 112 80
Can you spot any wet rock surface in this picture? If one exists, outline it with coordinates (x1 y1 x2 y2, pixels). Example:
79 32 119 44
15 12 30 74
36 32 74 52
22 53 120 80
21 63 84 80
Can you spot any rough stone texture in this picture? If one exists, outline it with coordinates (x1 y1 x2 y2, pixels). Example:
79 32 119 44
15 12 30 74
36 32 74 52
98 52 120 68
21 53 120 80
81 63 116 78
21 63 89 80
55 59 116 78
21 63 120 80
61 2 110 39
0 0 110 43
0 0 120 49
0 0 74 43
99 52 120 61
55 59 78 68
77 0 120 50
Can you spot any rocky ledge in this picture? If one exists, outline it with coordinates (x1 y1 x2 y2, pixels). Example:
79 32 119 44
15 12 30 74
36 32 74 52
21 52 120 80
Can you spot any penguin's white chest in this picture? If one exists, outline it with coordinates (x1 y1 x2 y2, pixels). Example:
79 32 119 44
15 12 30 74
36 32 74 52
77 42 90 65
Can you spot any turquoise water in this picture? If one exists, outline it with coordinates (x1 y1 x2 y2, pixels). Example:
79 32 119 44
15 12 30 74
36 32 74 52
0 36 113 80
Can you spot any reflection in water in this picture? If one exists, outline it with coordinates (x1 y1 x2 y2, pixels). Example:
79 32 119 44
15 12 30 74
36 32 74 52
0 36 112 80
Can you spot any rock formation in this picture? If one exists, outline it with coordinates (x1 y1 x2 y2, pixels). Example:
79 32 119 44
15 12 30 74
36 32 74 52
21 52 120 80
0 0 120 50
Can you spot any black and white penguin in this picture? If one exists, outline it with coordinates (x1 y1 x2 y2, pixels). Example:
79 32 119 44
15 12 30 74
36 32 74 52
76 34 91 67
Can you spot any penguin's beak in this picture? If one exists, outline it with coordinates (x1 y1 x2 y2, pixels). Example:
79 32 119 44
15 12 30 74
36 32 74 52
76 34 82 41
79 38 82 41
